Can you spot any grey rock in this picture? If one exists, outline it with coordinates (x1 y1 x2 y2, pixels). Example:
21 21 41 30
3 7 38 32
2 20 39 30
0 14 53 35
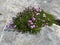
0 0 60 45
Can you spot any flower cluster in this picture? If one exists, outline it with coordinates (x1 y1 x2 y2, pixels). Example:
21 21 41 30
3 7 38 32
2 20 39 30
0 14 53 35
28 7 40 29
7 7 56 34
7 19 16 29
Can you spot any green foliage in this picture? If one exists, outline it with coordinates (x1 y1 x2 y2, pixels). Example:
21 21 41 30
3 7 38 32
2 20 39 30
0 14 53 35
10 7 59 34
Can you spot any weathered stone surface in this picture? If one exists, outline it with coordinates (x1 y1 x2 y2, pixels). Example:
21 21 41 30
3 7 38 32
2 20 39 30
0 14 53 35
0 0 60 45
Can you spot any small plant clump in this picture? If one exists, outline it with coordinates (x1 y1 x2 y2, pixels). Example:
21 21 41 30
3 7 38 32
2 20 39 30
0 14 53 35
7 7 60 34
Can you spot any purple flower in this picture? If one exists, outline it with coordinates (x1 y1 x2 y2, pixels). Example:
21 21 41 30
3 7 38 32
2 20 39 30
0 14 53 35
28 20 32 23
30 26 34 29
34 7 40 12
30 25 36 29
30 22 33 24
32 17 36 21
7 24 11 29
14 25 16 28
10 19 14 24
33 25 35 28
36 13 40 15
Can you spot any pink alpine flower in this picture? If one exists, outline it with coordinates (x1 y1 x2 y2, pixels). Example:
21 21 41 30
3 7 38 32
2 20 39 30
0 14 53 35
10 19 14 24
30 22 33 24
36 13 40 15
7 24 11 29
33 25 35 28
34 7 40 12
28 20 32 23
30 25 36 29
30 26 34 29
32 17 36 21
14 25 16 28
